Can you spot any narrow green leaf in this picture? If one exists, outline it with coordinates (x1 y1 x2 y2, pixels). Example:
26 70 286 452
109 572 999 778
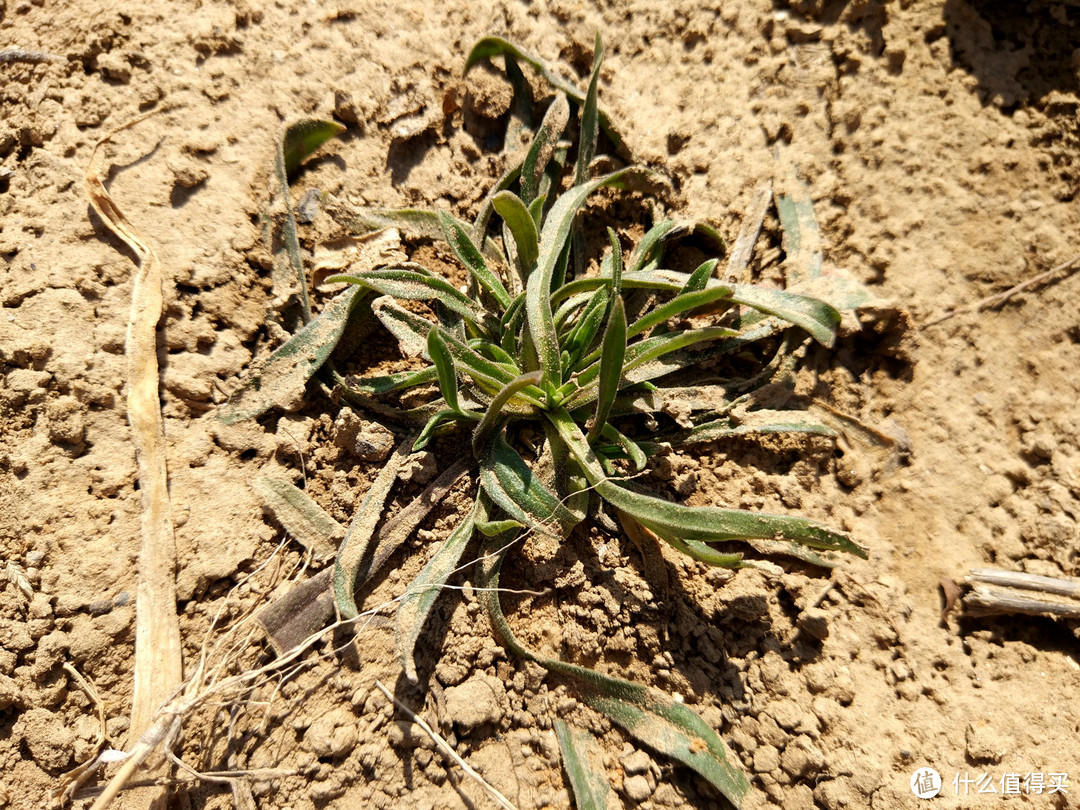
449 341 536 403
521 94 570 205
548 407 867 560
218 286 367 424
500 292 527 355
370 298 530 400
606 227 623 299
626 284 734 340
395 501 480 683
329 265 495 334
610 477 864 559
335 205 506 271
464 36 629 159
528 167 649 393
562 286 610 365
551 232 573 293
492 190 540 279
554 720 611 810
281 119 346 177
528 194 546 228
553 291 597 333
476 536 750 809
471 339 520 370
518 320 540 374
599 421 647 471
478 430 581 538
572 33 604 187
254 477 345 563
584 690 749 809
729 283 839 348
472 371 543 458
588 296 625 442
568 325 737 410
559 270 840 348
541 420 590 525
438 211 512 311
333 432 415 620
681 258 718 295
414 408 469 451
627 220 677 274
476 518 526 536
428 327 461 414
551 267 724 307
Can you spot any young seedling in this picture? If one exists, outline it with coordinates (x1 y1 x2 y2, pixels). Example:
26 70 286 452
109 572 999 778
222 34 871 809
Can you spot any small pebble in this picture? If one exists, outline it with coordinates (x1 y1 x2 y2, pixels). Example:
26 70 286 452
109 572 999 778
623 774 653 802
444 674 506 730
797 607 830 640
753 744 780 773
303 709 359 759
332 410 395 461
620 749 652 776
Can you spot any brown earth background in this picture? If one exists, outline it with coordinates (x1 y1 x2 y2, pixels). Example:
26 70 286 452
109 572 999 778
2 1 1080 809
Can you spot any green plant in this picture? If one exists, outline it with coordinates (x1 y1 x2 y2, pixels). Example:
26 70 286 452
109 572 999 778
223 35 869 809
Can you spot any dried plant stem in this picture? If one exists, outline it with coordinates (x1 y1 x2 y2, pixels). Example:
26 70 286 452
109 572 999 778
0 47 64 63
923 253 1080 328
723 180 772 285
962 567 1080 620
88 602 376 810
373 681 519 810
54 664 109 803
85 111 183 809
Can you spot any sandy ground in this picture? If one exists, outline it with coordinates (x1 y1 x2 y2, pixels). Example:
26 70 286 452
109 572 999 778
2 1 1079 808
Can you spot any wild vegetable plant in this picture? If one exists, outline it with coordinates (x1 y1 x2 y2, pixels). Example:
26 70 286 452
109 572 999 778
223 35 869 809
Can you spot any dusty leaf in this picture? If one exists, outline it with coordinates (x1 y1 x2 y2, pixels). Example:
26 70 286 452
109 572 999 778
218 286 367 424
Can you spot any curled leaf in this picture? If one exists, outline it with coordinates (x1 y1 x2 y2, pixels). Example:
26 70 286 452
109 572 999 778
281 119 346 177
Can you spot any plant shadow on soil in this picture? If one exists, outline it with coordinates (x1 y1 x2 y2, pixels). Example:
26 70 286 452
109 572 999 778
944 0 1080 103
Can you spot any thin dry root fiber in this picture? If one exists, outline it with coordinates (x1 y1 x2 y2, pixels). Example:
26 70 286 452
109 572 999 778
85 111 184 807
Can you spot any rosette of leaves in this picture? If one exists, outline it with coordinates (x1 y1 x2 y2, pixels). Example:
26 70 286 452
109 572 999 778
223 35 870 809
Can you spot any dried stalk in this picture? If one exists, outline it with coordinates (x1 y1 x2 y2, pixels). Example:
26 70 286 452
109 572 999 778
923 254 1080 328
962 567 1080 620
85 111 184 807
374 681 519 810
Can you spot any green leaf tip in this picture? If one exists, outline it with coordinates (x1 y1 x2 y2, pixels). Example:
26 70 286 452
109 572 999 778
282 119 346 177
